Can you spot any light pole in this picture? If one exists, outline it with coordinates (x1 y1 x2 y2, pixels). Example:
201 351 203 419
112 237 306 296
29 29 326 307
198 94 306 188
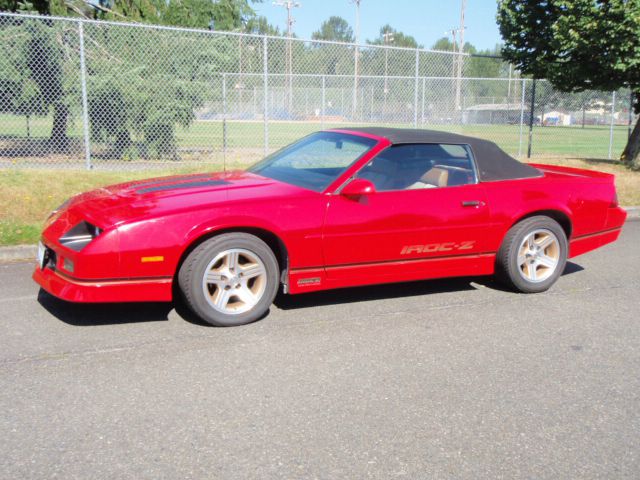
273 1 300 113
445 27 460 111
445 28 459 74
382 30 394 118
351 0 361 121
455 0 467 114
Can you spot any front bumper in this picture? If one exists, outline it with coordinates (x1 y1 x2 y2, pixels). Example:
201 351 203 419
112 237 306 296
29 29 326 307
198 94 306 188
33 266 173 303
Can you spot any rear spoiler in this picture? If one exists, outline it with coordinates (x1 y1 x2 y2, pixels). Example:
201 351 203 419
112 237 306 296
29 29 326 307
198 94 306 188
529 163 615 181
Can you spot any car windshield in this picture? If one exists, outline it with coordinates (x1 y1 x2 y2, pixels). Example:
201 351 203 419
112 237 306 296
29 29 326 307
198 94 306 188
248 132 377 192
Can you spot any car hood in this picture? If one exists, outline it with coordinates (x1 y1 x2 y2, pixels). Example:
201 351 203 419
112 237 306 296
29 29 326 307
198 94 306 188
62 170 301 227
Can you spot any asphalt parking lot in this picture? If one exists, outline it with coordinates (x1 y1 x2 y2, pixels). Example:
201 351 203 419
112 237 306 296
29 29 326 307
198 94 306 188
1 221 639 479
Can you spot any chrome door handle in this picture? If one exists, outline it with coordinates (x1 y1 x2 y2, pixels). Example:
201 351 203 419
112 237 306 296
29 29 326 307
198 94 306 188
461 200 485 207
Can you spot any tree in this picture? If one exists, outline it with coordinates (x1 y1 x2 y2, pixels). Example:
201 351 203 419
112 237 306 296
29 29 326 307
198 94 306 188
311 16 354 43
244 15 280 36
55 0 262 29
497 0 640 169
162 0 258 30
431 37 454 52
368 24 420 49
307 17 354 77
0 0 262 158
0 0 48 14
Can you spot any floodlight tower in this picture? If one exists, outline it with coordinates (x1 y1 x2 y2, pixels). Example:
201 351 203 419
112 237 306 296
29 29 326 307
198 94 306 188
274 0 300 113
383 30 394 94
445 27 460 84
382 30 394 117
351 0 362 120
455 0 467 113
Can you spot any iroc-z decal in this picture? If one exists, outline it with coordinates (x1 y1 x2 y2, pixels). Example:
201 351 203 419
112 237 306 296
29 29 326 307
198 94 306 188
400 241 476 255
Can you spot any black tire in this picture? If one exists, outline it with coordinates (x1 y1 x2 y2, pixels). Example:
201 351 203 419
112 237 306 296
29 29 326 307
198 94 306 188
495 215 568 293
178 233 280 326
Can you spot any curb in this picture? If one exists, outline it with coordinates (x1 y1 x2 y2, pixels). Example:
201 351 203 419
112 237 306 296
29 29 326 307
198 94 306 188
0 244 37 263
625 206 640 219
1 207 639 263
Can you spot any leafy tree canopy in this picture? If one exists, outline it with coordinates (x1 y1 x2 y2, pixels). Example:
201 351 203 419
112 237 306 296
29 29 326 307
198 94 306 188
2 0 265 31
244 15 280 35
497 0 640 167
498 0 640 95
311 16 353 43
431 36 455 52
368 24 421 49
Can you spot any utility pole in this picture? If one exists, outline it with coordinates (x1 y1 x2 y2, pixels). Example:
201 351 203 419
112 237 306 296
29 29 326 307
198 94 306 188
273 1 300 113
455 0 467 114
351 0 361 121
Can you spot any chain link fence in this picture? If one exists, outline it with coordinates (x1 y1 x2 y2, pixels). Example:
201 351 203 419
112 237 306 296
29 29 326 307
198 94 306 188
0 12 636 170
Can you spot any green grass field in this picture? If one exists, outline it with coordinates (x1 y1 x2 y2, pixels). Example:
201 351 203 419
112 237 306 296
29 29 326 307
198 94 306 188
1 155 639 247
180 121 631 159
0 114 631 162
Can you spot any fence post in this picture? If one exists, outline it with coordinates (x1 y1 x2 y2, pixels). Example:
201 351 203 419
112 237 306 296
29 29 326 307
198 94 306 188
321 75 326 130
353 42 359 121
629 91 634 140
609 91 616 160
78 21 92 170
222 73 227 168
421 76 426 126
370 85 374 121
263 36 268 157
518 78 526 158
413 49 419 128
253 86 257 117
527 79 536 158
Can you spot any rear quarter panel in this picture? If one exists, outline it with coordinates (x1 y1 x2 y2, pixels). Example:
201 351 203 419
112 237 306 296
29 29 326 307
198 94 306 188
483 168 615 255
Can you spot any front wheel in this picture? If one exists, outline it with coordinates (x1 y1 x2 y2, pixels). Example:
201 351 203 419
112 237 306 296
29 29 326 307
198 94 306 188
178 233 280 326
495 216 568 293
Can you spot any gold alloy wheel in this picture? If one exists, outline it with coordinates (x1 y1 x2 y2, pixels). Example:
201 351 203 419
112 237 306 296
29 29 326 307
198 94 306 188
202 248 267 315
517 228 561 283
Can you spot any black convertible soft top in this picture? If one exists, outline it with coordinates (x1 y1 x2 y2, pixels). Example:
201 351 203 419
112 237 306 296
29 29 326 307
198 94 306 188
337 127 542 182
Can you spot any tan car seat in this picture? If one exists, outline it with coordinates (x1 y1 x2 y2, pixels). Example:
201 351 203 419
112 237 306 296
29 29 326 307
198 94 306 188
407 167 449 189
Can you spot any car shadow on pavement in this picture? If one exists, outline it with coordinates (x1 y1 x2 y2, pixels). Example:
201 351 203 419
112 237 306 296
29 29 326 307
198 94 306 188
468 261 584 292
36 261 585 325
561 261 584 275
275 261 585 310
274 277 478 310
37 289 173 326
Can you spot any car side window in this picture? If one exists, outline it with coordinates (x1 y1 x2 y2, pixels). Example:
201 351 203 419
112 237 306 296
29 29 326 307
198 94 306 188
355 143 477 191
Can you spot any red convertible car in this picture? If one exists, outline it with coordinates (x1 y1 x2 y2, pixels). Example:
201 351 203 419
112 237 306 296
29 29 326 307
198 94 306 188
34 128 626 326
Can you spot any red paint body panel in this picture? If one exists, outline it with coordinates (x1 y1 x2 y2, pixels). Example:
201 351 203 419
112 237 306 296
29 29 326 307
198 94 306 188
33 131 627 303
288 254 496 294
322 184 491 281
32 267 172 302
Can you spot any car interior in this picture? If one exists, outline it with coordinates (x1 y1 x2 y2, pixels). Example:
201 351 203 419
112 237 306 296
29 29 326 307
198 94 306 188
356 143 476 191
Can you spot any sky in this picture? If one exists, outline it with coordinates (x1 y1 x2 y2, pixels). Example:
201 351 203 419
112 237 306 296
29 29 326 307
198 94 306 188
253 0 503 51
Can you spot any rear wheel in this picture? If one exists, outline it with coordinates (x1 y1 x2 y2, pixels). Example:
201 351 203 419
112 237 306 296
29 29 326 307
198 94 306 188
178 233 280 326
496 216 568 293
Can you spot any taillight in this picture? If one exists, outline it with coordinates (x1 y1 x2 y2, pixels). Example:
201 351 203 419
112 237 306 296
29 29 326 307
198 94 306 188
611 191 619 207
